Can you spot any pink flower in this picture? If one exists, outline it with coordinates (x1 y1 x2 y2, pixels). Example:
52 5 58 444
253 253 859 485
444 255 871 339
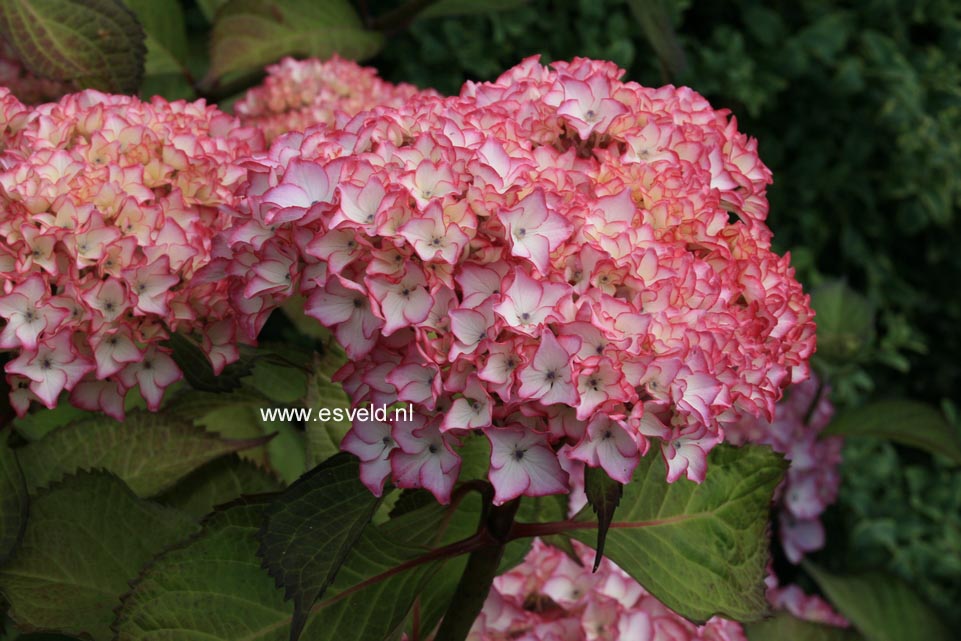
235 55 437 143
391 416 461 503
551 74 629 140
517 330 578 406
222 55 815 503
367 269 433 336
499 189 573 274
117 346 181 411
493 270 571 334
1 89 263 415
341 417 397 496
443 377 493 432
305 276 383 359
567 415 640 484
487 427 569 505
399 201 471 264
661 426 721 484
6 333 94 408
0 275 68 350
471 539 749 641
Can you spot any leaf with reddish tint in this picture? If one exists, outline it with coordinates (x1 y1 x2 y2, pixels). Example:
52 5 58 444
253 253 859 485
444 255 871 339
0 0 146 93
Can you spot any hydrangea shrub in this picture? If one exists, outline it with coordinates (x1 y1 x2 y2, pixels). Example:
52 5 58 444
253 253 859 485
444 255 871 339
1 2 954 638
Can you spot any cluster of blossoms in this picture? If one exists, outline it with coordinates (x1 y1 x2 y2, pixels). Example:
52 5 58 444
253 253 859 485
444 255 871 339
470 538 748 641
0 89 263 418
0 43 70 105
726 376 842 563
224 55 816 505
473 378 848 641
470 537 847 641
235 56 434 144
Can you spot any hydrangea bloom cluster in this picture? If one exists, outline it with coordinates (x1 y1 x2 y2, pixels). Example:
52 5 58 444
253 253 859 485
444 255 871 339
726 376 842 563
0 88 29 149
499 382 847 640
766 575 848 628
224 56 816 504
0 43 71 105
0 90 263 418
235 56 435 143
470 539 748 641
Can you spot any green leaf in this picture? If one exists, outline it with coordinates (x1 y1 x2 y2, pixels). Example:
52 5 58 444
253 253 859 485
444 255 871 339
165 385 306 480
123 0 194 100
123 0 187 70
178 392 276 469
626 0 686 78
12 404 91 442
168 333 253 393
257 452 381 641
246 358 308 404
745 612 863 641
298 524 442 641
570 444 786 623
208 0 383 83
138 72 194 100
457 432 492 482
418 0 526 19
15 410 271 497
281 296 337 343
157 455 283 519
389 492 544 638
196 0 228 22
823 400 961 464
264 419 307 484
811 280 875 363
0 629 81 641
113 496 292 641
0 0 146 93
0 471 197 640
304 365 351 467
804 564 952 641
0 439 28 565
115 495 442 641
584 466 622 571
165 388 267 422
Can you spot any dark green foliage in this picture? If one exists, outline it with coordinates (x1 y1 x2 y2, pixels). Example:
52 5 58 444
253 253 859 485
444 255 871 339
835 437 961 626
583 466 622 571
256 453 381 641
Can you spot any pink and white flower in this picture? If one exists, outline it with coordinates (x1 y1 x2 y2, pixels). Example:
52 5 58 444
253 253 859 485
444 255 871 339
487 427 569 504
221 55 815 504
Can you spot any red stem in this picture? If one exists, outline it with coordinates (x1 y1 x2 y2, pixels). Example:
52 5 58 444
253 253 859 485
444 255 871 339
509 515 691 540
311 531 489 611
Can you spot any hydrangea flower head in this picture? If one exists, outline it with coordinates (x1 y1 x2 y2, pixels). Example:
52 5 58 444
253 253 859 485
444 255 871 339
235 56 436 143
470 538 749 641
225 56 816 504
0 90 264 418
0 87 29 149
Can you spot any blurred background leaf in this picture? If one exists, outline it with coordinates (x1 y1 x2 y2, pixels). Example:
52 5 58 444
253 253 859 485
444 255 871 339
0 0 146 93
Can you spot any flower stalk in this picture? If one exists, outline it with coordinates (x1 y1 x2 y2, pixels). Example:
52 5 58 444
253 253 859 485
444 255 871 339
433 497 522 641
